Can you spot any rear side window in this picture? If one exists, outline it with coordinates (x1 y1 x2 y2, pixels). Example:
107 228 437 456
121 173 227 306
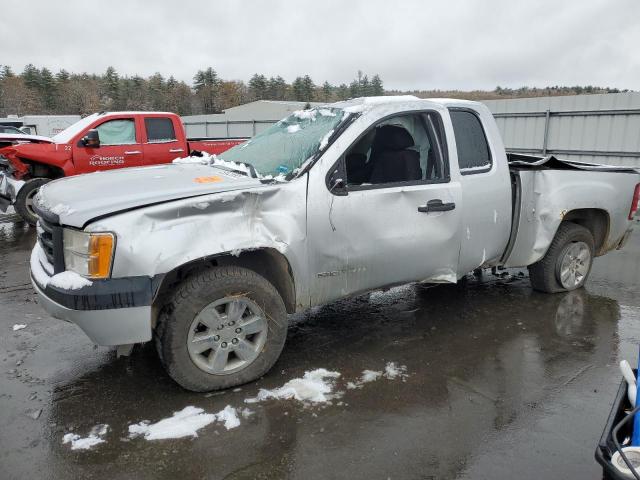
450 110 491 174
145 117 176 143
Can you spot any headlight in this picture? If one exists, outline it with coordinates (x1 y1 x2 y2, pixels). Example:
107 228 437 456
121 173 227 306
63 229 115 279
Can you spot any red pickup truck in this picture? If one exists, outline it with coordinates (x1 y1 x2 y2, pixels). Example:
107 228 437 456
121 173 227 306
0 111 245 224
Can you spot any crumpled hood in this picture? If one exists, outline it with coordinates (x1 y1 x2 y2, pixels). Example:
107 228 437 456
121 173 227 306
36 163 264 227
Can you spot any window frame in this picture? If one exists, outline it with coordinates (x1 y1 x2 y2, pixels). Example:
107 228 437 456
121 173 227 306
94 118 138 147
144 116 178 144
448 107 493 176
325 109 450 195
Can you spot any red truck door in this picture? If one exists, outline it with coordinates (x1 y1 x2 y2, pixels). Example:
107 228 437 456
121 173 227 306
72 116 145 172
141 115 186 164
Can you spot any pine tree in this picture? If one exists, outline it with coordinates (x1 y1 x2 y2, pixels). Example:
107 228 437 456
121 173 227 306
321 81 333 102
193 67 221 113
371 74 384 96
248 73 267 101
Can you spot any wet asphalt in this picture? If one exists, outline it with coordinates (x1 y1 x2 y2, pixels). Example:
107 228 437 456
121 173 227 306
1 212 639 480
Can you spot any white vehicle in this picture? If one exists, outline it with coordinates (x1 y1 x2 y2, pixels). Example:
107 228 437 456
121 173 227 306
30 97 640 391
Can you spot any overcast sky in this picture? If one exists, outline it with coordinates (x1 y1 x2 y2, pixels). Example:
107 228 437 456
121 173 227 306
1 0 638 91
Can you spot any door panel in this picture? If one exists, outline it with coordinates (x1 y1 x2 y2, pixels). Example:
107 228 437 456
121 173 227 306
72 117 144 173
307 174 462 306
141 116 185 165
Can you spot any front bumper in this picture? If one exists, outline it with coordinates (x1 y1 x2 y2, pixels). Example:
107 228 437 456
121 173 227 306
0 169 25 211
31 274 154 346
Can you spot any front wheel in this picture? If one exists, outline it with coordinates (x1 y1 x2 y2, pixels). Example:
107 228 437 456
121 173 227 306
155 266 288 392
15 178 50 225
528 222 595 293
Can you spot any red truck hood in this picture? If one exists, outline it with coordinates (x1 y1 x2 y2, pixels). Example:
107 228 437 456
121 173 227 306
35 163 265 228
0 142 69 178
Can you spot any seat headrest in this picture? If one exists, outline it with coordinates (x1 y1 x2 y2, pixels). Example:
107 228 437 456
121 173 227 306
373 125 415 151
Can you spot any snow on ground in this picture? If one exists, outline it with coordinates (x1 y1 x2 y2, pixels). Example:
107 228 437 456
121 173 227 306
287 124 301 133
346 369 383 389
12 324 27 331
384 362 409 380
128 405 241 441
62 424 109 450
245 368 341 405
62 363 409 449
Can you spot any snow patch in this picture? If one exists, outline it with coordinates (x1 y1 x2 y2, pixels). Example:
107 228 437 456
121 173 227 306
318 108 336 117
12 324 27 331
292 109 317 121
48 270 93 290
245 369 341 405
63 424 109 450
128 405 241 441
50 203 75 216
287 124 301 133
384 362 409 380
460 163 491 173
193 202 209 210
346 369 383 389
319 129 334 150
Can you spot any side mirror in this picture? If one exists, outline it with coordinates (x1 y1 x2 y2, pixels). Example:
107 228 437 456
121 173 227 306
82 129 100 148
328 169 347 196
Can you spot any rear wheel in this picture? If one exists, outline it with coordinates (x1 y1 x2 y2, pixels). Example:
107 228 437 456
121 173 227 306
15 178 50 225
528 222 595 293
155 266 288 392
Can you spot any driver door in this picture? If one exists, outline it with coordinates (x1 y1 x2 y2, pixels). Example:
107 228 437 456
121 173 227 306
306 111 463 306
72 116 144 172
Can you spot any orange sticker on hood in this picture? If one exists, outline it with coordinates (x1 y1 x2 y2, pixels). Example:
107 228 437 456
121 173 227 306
194 176 223 183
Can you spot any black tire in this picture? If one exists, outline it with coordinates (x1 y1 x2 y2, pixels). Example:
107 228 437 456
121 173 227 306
155 266 288 392
528 222 595 293
15 178 50 226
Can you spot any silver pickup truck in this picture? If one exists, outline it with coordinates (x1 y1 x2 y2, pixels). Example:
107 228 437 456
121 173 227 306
30 97 640 391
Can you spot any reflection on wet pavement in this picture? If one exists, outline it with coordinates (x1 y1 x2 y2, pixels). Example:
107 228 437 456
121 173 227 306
1 216 639 479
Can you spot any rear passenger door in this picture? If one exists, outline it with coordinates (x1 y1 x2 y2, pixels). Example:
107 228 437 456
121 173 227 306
142 116 186 165
450 108 512 274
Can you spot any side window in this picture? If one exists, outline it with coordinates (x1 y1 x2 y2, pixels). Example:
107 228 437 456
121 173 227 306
145 117 177 143
96 119 136 146
449 110 491 174
344 113 447 187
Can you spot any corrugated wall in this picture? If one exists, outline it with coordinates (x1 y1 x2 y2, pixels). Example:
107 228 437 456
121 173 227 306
483 92 640 167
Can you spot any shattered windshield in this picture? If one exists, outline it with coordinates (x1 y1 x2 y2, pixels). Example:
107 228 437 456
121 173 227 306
219 107 346 178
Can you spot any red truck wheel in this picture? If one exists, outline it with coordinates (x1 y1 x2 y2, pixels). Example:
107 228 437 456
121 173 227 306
15 178 50 226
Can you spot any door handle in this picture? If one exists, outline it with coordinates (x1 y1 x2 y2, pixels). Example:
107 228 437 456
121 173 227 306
169 148 185 153
418 199 456 213
124 150 141 155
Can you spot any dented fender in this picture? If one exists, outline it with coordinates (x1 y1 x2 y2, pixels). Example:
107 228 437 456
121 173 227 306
86 178 310 308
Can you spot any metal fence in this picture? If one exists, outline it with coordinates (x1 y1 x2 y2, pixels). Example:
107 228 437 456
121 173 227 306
183 119 278 139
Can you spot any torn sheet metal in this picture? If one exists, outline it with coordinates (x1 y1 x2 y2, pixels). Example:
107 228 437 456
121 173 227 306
507 153 639 173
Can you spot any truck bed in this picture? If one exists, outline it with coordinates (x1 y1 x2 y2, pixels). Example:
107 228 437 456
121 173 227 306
502 153 639 268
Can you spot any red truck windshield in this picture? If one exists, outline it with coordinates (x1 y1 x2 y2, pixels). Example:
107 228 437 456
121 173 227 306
52 113 100 143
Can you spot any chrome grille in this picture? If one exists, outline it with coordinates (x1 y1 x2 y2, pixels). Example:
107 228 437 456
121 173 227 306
37 218 56 266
